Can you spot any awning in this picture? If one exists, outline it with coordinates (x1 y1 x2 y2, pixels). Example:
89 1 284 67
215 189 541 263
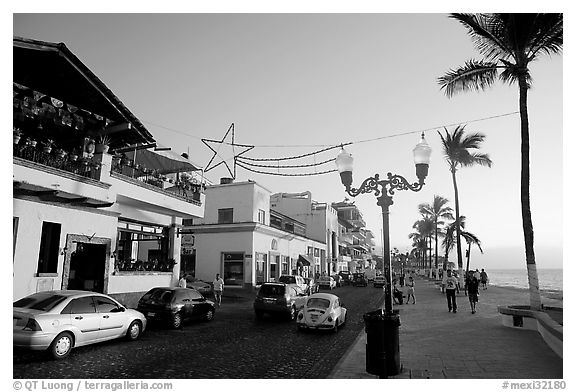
297 254 313 267
123 148 202 174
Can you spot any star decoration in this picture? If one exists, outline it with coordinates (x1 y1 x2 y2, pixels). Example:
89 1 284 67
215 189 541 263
201 123 255 179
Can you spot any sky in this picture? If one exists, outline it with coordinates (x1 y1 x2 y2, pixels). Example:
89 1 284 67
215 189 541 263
10 11 565 270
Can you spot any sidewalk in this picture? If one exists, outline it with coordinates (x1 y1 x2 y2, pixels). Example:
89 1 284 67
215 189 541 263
329 276 563 379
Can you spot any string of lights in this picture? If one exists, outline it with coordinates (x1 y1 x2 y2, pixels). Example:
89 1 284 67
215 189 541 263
236 156 336 168
235 161 338 176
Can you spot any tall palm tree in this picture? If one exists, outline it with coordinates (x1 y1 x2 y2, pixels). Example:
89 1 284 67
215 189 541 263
419 195 455 279
438 13 563 310
438 126 492 285
412 217 435 277
409 232 427 269
463 231 483 275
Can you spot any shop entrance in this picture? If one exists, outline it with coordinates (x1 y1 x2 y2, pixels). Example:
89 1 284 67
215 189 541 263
63 235 111 293
67 242 106 293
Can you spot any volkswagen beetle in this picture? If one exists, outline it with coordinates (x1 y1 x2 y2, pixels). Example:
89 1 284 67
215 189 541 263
296 293 347 332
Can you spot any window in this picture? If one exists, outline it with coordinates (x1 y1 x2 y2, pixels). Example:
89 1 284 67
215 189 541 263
270 215 282 229
307 247 313 256
314 248 320 257
116 222 170 272
62 297 96 314
13 217 19 260
174 289 191 303
37 221 61 274
224 252 244 286
94 296 122 313
189 290 203 301
258 209 266 224
281 256 289 275
218 208 234 224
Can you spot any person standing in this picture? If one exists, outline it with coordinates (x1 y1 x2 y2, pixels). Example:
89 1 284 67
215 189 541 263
178 273 187 288
467 275 480 314
213 273 224 307
406 276 416 304
480 269 489 290
445 270 459 313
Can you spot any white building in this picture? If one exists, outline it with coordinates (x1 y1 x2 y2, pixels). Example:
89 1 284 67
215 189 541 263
270 192 341 273
189 180 327 288
13 37 204 306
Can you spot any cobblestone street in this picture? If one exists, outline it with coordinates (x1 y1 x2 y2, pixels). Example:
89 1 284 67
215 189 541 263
13 285 384 379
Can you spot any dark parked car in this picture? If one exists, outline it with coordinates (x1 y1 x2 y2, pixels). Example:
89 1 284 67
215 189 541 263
338 271 352 286
186 277 214 297
352 273 368 287
253 283 308 320
137 287 216 329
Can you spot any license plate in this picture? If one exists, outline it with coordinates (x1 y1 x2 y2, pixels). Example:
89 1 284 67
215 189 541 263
147 312 156 317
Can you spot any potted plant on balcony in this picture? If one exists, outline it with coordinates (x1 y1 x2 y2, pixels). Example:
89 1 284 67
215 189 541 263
13 128 22 144
42 139 55 154
95 134 112 154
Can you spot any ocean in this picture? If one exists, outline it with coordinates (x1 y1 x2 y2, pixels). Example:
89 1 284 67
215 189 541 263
485 268 563 293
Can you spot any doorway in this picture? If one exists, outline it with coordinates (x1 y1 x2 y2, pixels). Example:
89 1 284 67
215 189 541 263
67 242 107 293
63 234 111 293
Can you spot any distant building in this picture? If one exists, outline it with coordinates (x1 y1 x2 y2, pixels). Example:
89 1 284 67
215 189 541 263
188 180 326 288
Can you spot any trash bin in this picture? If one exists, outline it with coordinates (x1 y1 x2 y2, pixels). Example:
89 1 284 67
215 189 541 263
363 310 401 378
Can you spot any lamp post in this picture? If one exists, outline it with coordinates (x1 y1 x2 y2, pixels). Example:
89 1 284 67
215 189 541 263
335 132 431 377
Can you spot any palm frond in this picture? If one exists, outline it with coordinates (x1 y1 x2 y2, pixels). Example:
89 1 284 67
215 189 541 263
450 14 513 62
438 59 499 97
526 13 563 61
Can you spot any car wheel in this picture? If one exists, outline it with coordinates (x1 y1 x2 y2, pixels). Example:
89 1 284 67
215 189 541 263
49 332 73 360
171 312 183 329
126 320 142 341
205 309 215 322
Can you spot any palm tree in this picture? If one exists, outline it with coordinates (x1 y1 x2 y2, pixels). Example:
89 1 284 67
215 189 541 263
438 126 492 285
419 195 455 279
438 13 563 310
463 232 483 275
412 217 435 277
409 232 427 270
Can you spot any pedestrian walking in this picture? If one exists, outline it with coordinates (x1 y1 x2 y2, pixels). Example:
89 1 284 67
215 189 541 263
178 273 187 288
467 275 480 314
445 270 459 313
480 268 489 290
406 276 416 304
213 273 224 307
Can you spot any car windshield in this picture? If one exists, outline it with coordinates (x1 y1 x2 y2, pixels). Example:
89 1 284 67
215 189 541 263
307 298 330 309
13 293 68 311
141 289 174 303
258 285 285 296
278 276 295 284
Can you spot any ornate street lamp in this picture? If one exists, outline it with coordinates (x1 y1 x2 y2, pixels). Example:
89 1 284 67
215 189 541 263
335 132 431 377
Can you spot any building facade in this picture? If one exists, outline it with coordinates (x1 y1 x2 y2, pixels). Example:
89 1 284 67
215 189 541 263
13 37 205 305
189 181 327 288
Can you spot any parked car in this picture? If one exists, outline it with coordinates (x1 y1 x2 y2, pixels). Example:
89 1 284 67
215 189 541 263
13 290 146 360
277 275 307 292
253 283 308 320
137 287 216 329
338 271 352 286
296 293 347 332
186 277 213 297
373 275 387 288
352 273 368 287
317 276 336 290
331 274 343 287
303 277 319 295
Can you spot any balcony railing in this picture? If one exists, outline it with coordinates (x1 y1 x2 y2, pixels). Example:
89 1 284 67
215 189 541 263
13 135 100 179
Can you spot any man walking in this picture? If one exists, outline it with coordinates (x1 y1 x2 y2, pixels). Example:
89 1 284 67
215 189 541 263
467 275 480 314
445 270 459 313
213 273 224 307
480 269 489 290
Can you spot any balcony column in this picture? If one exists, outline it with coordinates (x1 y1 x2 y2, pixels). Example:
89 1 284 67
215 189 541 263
93 152 113 183
169 221 183 285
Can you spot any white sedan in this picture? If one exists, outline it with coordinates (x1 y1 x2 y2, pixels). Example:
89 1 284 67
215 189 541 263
14 290 146 360
296 293 347 332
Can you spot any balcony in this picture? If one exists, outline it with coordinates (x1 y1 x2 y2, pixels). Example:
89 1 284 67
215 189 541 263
13 130 205 217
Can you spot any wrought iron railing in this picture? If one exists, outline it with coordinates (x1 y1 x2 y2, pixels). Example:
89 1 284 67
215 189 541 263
13 134 100 179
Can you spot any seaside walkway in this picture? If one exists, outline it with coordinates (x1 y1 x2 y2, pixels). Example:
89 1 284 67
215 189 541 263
329 275 563 379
